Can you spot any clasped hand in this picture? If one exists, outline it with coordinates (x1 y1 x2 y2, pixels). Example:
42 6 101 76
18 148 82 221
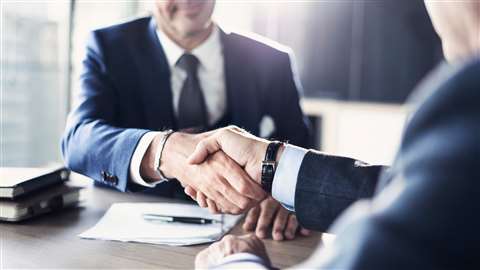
184 126 310 240
185 126 269 213
144 131 266 214
152 126 308 240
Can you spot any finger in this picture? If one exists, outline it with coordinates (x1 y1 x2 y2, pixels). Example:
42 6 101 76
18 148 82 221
215 176 252 213
205 241 224 268
242 206 260 231
272 208 289 241
197 192 208 208
214 197 241 215
194 248 209 269
188 136 221 165
300 228 311 236
221 157 266 201
207 199 219 214
285 214 299 240
184 186 197 199
192 178 229 210
255 203 277 239
211 152 265 202
203 187 239 215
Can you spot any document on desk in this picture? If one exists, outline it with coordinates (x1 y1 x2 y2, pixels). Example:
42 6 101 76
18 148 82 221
79 203 242 246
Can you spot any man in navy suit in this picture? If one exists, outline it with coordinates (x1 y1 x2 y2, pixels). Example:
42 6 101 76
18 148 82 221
62 0 310 240
192 1 480 268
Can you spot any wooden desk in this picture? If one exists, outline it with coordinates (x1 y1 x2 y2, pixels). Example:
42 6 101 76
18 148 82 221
1 174 323 269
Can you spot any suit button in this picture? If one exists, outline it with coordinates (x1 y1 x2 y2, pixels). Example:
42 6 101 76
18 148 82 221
101 171 107 181
111 176 118 185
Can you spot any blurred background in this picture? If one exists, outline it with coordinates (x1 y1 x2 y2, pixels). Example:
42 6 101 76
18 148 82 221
1 0 442 168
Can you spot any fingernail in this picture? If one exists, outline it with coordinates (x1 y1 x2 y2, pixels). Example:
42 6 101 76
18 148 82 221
274 233 283 241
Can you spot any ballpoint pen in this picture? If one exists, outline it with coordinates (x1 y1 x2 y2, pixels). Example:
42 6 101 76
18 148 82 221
142 214 222 225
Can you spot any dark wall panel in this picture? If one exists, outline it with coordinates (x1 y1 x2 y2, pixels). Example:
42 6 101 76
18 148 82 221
254 1 442 104
357 1 443 103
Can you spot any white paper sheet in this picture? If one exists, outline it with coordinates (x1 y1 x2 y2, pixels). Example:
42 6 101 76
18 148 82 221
79 203 242 246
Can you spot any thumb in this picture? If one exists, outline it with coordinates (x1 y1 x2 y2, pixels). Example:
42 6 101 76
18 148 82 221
188 136 222 164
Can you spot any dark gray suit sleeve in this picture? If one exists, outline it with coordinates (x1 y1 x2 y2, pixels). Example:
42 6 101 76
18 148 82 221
298 60 480 269
294 151 386 232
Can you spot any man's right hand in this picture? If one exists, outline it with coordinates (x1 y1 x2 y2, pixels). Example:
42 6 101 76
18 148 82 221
140 132 266 214
188 126 278 184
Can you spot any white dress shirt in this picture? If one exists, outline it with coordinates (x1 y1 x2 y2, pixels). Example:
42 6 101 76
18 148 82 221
129 25 227 186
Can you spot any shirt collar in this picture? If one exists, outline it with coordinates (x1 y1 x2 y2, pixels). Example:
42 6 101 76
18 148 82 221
156 24 222 71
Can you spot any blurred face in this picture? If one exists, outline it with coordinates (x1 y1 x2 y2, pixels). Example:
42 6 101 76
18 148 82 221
424 1 480 62
154 0 215 38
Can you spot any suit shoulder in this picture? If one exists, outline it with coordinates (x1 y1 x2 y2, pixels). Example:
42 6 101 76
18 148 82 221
405 59 480 143
91 16 151 41
224 28 293 59
451 58 480 88
425 59 480 108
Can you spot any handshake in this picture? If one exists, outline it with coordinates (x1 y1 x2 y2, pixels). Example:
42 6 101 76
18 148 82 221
184 126 272 214
141 126 309 240
156 125 273 214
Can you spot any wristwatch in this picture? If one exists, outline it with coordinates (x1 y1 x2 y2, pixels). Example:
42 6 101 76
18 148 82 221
261 141 283 193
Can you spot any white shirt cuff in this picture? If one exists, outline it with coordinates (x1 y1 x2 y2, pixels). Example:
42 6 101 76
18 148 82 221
272 144 308 211
129 131 165 188
213 253 269 269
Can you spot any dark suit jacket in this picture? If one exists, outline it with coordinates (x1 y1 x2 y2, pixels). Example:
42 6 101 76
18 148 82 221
61 17 310 196
293 59 480 268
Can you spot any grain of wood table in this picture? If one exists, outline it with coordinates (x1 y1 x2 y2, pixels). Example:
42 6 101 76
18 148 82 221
1 174 325 269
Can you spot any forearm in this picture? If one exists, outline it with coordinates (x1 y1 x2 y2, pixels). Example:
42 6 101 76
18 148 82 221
267 143 385 232
62 119 149 191
294 150 385 231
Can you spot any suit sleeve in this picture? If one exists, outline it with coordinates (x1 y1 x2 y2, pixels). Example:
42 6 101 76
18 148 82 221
297 63 480 269
268 52 311 148
294 151 385 232
61 31 149 192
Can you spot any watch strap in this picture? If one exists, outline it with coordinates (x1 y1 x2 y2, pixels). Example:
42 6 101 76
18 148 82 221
261 141 283 193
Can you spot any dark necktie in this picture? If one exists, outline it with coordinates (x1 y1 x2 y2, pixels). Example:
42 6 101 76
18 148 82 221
176 53 208 130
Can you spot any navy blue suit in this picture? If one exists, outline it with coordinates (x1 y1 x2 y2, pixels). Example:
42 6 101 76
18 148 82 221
61 17 310 196
291 59 480 268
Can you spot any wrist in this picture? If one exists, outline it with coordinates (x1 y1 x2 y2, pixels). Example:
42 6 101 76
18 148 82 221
139 133 164 181
276 144 285 163
260 141 284 193
249 140 269 184
159 132 200 179
249 141 285 185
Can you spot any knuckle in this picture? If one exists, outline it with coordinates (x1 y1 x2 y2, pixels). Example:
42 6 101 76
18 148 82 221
231 207 242 215
218 183 228 194
223 235 234 242
239 201 249 211
237 183 249 194
290 215 298 224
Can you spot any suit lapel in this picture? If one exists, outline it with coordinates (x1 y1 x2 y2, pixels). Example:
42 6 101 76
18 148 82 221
221 29 260 135
136 18 176 131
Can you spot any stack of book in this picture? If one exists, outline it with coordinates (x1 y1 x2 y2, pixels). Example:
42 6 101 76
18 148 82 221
0 167 81 222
